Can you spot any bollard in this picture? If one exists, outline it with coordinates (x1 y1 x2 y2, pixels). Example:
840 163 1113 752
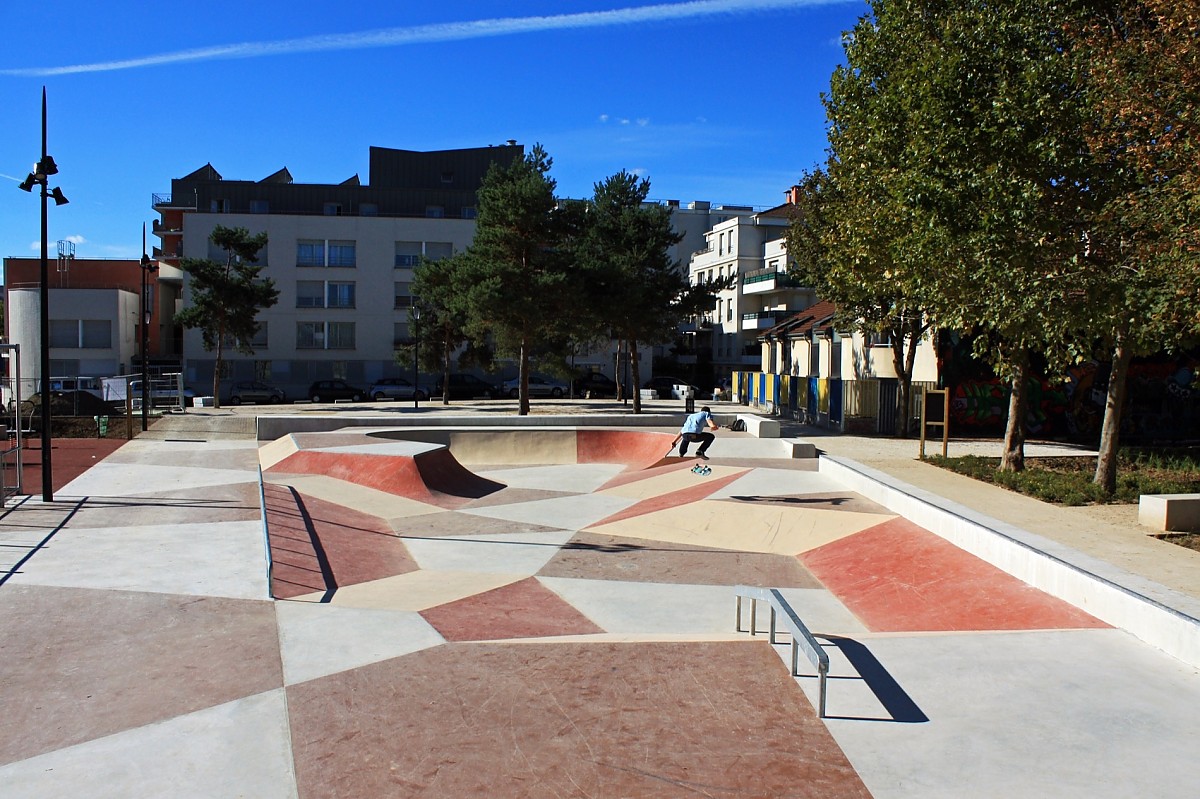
94 415 109 438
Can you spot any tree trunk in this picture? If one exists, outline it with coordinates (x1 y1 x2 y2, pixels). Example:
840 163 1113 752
441 329 452 406
615 339 626 402
518 337 530 416
1000 348 1029 472
211 331 224 409
630 338 643 414
1094 330 1133 494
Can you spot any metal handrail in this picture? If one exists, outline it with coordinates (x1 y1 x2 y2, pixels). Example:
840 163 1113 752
258 465 273 598
734 585 829 717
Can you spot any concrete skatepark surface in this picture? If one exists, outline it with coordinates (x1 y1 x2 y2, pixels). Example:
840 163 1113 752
1 402 1198 797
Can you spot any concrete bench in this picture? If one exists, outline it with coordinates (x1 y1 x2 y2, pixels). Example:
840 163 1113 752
737 414 780 438
1138 494 1200 533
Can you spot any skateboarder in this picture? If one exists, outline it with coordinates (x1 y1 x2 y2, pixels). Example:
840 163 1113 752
677 405 719 460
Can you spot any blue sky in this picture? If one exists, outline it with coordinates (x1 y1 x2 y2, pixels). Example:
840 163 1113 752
1 0 866 262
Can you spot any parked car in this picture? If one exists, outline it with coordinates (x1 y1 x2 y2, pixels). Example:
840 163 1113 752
643 376 698 399
369 376 433 401
307 379 365 403
501 373 569 399
228 380 286 405
572 372 619 399
435 373 500 400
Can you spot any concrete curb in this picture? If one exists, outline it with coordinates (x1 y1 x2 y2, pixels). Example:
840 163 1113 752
820 454 1200 668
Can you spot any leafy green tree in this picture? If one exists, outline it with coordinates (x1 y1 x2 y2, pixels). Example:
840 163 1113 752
407 252 473 406
786 168 930 437
575 171 692 413
825 0 1106 470
457 144 579 416
1076 0 1200 491
176 225 277 408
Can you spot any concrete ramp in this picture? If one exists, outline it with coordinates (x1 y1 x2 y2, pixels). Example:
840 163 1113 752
267 447 503 509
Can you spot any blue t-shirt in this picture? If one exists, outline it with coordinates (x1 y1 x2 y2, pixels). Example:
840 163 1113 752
681 410 712 434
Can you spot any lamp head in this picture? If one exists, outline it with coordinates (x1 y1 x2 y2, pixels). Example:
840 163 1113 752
17 174 37 192
37 155 58 177
49 187 69 206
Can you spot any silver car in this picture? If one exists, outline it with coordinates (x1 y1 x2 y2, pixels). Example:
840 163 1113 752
369 377 432 401
502 373 569 399
227 381 286 405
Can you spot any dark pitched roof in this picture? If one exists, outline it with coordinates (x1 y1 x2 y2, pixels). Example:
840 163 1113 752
758 299 837 340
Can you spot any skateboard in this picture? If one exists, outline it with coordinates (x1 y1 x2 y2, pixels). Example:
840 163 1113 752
690 464 712 476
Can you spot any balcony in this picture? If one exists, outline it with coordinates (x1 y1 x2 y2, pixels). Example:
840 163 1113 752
741 310 789 331
742 268 806 295
151 193 196 210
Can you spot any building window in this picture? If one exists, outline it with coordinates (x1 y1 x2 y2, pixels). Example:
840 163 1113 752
297 322 324 349
393 322 408 346
255 360 272 381
441 171 454 184
296 281 324 308
425 206 444 218
327 322 356 349
462 207 477 219
323 202 342 216
328 240 356 267
297 240 324 267
49 320 77 348
210 199 231 213
360 203 378 217
81 320 112 349
394 281 412 309
250 200 269 213
425 242 453 261
326 282 356 309
395 241 422 267
727 303 733 322
250 323 269 348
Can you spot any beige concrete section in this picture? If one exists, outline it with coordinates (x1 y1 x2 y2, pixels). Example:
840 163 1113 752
287 569 526 611
256 434 300 470
447 429 579 465
599 464 746 500
805 430 1200 601
477 632 756 644
589 499 896 555
262 473 444 520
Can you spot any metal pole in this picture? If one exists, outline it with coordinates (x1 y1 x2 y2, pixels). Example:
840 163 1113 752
412 308 420 409
38 89 53 503
141 228 150 432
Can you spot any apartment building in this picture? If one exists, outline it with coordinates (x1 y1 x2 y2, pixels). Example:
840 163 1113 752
687 201 817 384
2 250 180 397
152 144 523 398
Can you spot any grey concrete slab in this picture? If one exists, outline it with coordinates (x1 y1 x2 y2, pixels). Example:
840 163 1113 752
709 467 852 500
807 628 1200 799
0 690 298 799
474 463 626 493
275 602 445 686
539 577 866 637
402 529 576 575
460 492 636 530
61 461 259 498
10 518 270 600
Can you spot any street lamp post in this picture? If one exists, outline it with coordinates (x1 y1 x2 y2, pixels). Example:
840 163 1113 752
139 224 158 432
412 306 421 409
17 87 69 503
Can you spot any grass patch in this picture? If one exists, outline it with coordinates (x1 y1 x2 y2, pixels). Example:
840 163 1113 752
924 448 1200 506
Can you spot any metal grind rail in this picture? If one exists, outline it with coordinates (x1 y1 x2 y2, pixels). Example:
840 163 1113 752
735 585 829 718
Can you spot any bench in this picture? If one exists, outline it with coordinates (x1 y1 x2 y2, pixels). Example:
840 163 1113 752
1138 493 1200 533
736 414 780 438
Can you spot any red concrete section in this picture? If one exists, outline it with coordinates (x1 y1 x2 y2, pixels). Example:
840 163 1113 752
577 429 678 469
589 468 750 527
420 577 604 641
268 448 503 508
263 483 329 599
18 438 127 494
287 641 872 798
801 517 1111 633
597 457 696 491
0 584 283 765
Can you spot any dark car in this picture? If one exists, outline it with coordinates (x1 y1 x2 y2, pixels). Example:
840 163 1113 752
228 380 286 405
435 373 500 400
573 372 619 399
307 379 365 403
643 375 698 399
369 377 433 401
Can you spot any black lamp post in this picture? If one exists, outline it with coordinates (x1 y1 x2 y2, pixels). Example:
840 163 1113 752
139 224 159 431
17 87 68 503
412 305 421 409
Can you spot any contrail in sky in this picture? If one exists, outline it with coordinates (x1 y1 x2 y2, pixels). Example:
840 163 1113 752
1 0 854 77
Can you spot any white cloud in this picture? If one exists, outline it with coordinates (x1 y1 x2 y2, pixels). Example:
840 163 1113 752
598 114 610 123
637 118 650 127
1 0 855 76
65 234 87 245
